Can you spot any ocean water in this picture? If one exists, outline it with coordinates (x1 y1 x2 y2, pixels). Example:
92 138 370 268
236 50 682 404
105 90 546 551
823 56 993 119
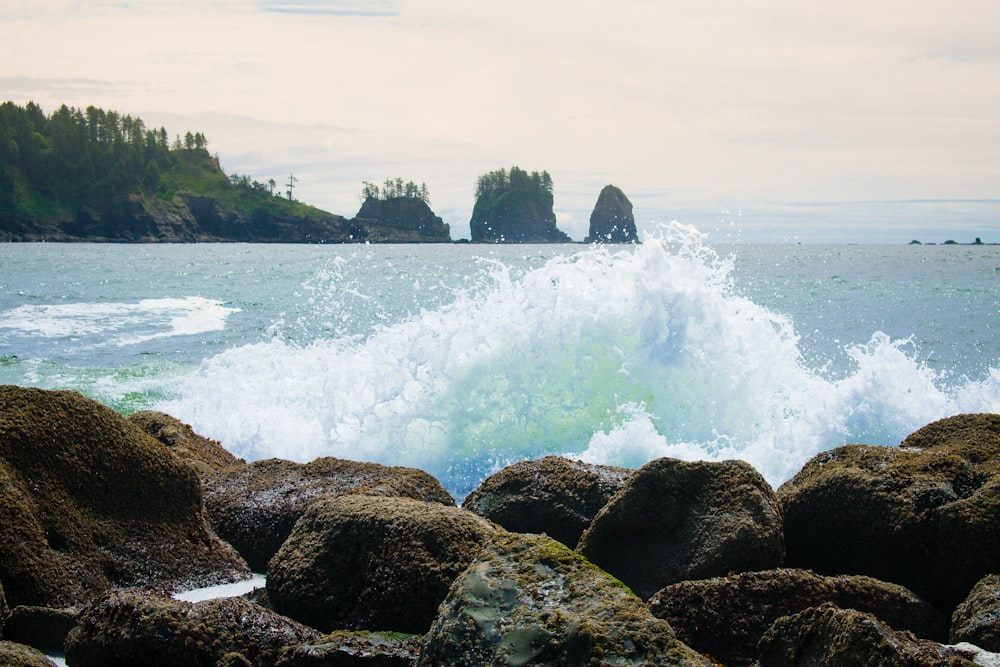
2 223 999 500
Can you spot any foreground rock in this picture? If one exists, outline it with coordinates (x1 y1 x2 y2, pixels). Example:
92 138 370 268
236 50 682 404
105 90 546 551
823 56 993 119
419 532 713 666
950 573 1000 651
647 568 947 667
779 413 1000 612
577 457 784 599
462 456 631 547
0 386 249 609
268 495 498 633
276 630 421 666
127 410 245 476
205 457 455 571
0 641 57 667
63 589 321 667
2 605 78 653
585 184 638 243
756 603 977 666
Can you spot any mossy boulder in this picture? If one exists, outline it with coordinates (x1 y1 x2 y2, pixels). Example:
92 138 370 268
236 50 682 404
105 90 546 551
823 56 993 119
576 457 784 599
950 573 1000 651
647 568 947 667
462 455 631 547
585 184 638 243
0 386 249 609
0 641 57 667
267 495 499 634
127 410 244 477
779 414 1000 612
275 630 422 666
63 589 320 667
418 532 713 666
756 603 977 666
204 457 455 571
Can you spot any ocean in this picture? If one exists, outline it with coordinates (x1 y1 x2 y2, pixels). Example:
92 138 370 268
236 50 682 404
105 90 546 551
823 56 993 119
2 223 999 501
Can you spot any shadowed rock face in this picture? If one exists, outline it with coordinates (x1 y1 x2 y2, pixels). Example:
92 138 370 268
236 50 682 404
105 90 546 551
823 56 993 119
950 574 1000 651
756 604 978 667
577 457 785 600
63 589 321 667
779 413 1000 613
419 532 714 667
462 455 632 547
648 568 948 667
0 385 249 609
354 196 451 242
586 185 637 243
204 457 455 571
267 495 499 634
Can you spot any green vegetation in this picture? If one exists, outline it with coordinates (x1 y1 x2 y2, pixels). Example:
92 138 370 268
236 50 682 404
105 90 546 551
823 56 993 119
361 178 430 205
0 101 322 222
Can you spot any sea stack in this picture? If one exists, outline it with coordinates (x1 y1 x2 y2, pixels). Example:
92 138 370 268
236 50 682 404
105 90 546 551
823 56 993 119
586 184 637 243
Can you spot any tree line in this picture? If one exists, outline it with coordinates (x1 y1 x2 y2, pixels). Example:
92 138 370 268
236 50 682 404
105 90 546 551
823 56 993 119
361 178 431 205
475 166 553 201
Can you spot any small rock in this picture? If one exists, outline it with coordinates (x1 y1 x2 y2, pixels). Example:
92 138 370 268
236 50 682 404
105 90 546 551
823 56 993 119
951 573 1000 651
0 640 58 667
276 630 421 666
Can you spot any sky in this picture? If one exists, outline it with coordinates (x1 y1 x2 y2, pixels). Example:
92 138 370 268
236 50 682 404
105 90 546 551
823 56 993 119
2 0 999 243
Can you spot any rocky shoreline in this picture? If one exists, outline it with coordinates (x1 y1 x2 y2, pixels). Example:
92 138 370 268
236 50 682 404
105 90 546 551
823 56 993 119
2 384 1000 665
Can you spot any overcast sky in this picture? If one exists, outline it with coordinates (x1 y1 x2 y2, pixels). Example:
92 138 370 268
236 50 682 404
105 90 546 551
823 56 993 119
3 0 999 242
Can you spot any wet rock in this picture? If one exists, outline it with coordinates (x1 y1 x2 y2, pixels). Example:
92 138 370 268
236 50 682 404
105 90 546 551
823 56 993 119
462 455 631 547
127 410 245 476
63 588 320 667
756 603 977 666
2 605 77 653
0 640 58 667
647 568 947 667
576 457 784 599
779 416 1000 612
418 532 713 666
0 386 249 609
585 184 638 243
205 457 455 571
950 573 1000 651
267 495 498 634
276 630 421 666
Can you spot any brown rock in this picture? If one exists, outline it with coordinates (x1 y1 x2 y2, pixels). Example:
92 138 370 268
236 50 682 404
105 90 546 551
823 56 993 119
205 457 455 571
2 606 77 653
63 588 321 667
0 640 58 667
0 386 249 609
276 630 421 666
127 410 244 476
756 603 977 666
462 455 631 547
267 495 498 634
648 568 947 667
576 457 784 599
950 573 1000 651
418 532 713 666
779 417 1000 612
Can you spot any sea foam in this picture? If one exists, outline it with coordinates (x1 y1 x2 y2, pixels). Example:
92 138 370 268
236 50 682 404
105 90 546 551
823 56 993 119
161 223 1000 500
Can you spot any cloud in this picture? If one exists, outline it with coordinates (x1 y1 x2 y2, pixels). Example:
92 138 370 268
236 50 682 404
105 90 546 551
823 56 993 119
259 0 398 16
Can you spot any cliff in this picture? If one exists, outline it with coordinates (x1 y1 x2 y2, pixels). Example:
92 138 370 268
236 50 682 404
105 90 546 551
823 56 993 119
469 167 570 243
354 196 451 243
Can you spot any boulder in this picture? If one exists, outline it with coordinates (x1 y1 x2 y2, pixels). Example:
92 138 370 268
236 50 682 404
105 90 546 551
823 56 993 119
462 456 631 547
0 386 249 609
204 457 455 571
779 416 1000 612
576 457 784 599
276 630 421 666
63 588 321 667
0 641 57 667
418 532 713 666
2 606 77 653
647 568 947 667
267 495 498 634
950 573 1000 651
127 410 245 476
756 603 977 666
585 184 638 243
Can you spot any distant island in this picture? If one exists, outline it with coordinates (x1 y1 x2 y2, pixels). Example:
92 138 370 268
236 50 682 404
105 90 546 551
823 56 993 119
0 101 643 244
